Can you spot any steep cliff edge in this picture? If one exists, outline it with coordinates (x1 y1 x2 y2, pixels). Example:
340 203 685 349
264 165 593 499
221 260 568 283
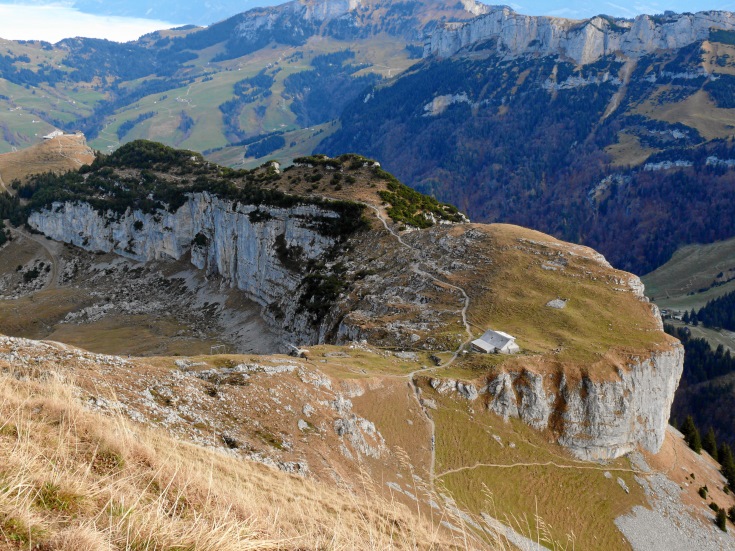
217 0 489 58
429 346 683 461
28 195 343 345
397 222 683 461
15 141 682 462
424 7 735 64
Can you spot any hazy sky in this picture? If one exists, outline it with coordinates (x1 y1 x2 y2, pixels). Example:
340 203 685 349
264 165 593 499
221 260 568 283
0 4 180 42
512 1 735 19
0 1 733 43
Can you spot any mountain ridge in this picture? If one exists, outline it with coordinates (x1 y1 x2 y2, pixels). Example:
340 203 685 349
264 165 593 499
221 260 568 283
3 140 681 464
425 7 735 64
167 0 490 61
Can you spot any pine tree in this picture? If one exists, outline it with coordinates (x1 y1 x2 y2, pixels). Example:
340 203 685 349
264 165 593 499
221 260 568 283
716 508 728 532
720 443 735 490
703 428 719 461
681 416 702 453
719 443 734 467
690 427 703 454
681 415 696 440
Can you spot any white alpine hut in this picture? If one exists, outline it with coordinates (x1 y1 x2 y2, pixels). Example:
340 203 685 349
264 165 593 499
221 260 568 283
42 130 64 140
471 329 519 354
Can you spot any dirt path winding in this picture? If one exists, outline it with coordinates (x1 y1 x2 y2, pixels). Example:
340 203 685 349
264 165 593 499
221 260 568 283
55 137 85 167
366 204 475 489
437 459 647 478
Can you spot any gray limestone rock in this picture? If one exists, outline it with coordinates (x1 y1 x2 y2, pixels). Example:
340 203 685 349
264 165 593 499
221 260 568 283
434 345 683 461
618 477 630 494
27 194 342 344
425 7 735 65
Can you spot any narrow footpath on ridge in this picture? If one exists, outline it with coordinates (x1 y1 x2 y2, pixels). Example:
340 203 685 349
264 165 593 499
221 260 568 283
56 137 85 166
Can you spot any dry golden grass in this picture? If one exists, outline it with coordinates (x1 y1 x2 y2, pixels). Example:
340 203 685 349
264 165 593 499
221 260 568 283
701 41 735 76
0 135 94 189
44 314 224 357
635 89 735 141
604 131 658 168
442 223 674 374
642 234 735 310
0 287 91 339
0 367 491 550
350 378 433 479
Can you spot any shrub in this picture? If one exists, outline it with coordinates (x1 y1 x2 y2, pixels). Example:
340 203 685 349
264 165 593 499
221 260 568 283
23 267 41 283
192 233 208 247
376 175 465 228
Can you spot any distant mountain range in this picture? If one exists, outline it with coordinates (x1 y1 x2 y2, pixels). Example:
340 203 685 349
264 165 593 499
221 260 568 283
321 7 735 274
1 1 735 274
0 0 484 161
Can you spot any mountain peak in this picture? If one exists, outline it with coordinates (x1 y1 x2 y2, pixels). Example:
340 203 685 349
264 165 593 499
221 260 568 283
203 0 493 60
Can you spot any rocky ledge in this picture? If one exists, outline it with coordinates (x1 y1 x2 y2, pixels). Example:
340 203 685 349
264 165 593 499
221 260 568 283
430 344 683 460
25 184 684 463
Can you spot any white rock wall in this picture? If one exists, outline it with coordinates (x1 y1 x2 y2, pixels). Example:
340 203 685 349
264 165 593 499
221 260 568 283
431 344 684 460
425 8 735 64
27 193 342 344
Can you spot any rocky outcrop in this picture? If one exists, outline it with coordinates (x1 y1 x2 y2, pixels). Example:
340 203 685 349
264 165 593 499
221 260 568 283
27 194 344 345
430 344 683 460
424 7 735 64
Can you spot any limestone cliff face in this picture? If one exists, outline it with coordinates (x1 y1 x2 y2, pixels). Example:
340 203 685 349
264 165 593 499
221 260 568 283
424 7 735 64
230 0 490 46
431 338 683 461
27 194 342 345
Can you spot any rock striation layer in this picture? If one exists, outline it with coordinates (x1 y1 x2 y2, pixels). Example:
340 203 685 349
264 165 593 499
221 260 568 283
28 194 343 345
424 7 735 64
